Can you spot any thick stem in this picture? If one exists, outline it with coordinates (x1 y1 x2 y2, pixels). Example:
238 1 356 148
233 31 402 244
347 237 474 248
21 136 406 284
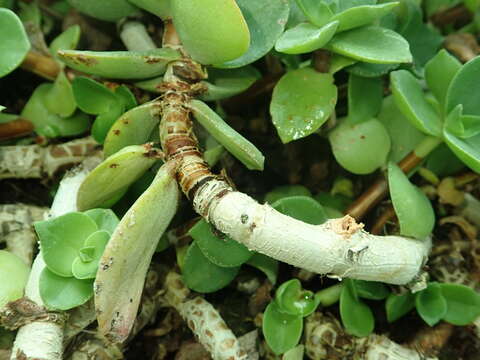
119 21 157 52
346 136 442 220
20 51 60 81
0 119 34 141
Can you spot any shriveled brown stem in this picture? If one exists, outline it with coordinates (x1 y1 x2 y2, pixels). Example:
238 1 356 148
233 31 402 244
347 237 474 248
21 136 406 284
20 51 61 81
0 119 34 141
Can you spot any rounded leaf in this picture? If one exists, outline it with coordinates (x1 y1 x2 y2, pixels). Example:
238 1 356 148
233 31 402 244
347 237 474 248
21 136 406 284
263 301 303 355
72 77 118 115
346 62 399 78
443 131 480 173
327 26 412 64
44 71 77 117
77 145 160 210
72 230 110 279
0 250 30 308
329 118 391 174
83 209 119 235
275 279 319 317
415 283 447 326
189 219 253 267
127 0 171 19
440 283 480 325
331 3 400 32
58 48 181 79
67 0 138 22
265 185 311 204
171 0 250 65
270 67 337 143
275 21 339 55
353 280 390 300
0 8 30 77
340 279 374 337
39 268 93 310
49 25 81 59
385 291 415 322
182 242 239 293
35 212 98 277
91 103 125 144
271 196 328 225
220 0 290 68
295 0 333 27
246 253 279 285
347 74 383 124
388 162 435 238
200 66 260 101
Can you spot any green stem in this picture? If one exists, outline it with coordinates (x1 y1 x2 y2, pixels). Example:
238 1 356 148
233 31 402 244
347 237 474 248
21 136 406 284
413 136 442 158
119 21 157 52
315 283 343 307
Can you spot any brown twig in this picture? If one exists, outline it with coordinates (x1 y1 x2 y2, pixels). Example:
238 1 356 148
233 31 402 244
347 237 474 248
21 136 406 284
430 4 472 28
370 205 397 235
0 119 34 141
20 51 61 81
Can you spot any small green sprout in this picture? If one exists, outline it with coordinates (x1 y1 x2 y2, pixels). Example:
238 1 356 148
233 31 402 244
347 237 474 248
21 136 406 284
0 250 30 308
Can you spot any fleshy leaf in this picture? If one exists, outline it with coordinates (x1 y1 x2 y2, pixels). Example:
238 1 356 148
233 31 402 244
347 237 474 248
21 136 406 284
353 280 390 300
295 0 333 27
388 162 435 238
83 209 119 235
424 49 461 107
77 145 160 210
275 21 339 55
170 0 250 65
246 253 279 285
35 212 98 277
440 283 480 325
200 66 260 101
189 219 253 267
95 161 179 343
265 185 312 204
270 67 337 143
346 62 399 78
347 74 383 123
182 241 239 293
72 230 110 279
263 301 303 355
385 291 415 322
331 3 399 32
0 8 30 77
188 99 265 170
271 196 328 225
67 0 139 22
39 268 93 310
340 279 374 337
49 25 81 60
275 279 319 317
58 48 181 79
415 282 447 326
220 0 290 68
329 118 391 174
445 56 480 117
443 130 480 173
72 77 118 115
104 101 162 157
390 70 442 137
0 250 30 308
127 0 171 19
91 102 125 144
44 71 77 117
327 26 412 64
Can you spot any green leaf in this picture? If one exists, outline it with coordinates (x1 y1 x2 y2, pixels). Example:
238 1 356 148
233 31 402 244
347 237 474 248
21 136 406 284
331 3 399 32
220 0 290 68
385 291 415 322
72 77 118 115
443 126 480 172
200 66 260 101
246 253 279 285
275 279 319 317
189 219 253 267
340 279 374 337
378 95 425 163
346 62 399 78
49 25 81 60
446 56 480 117
83 209 119 235
388 162 435 238
295 0 333 26
91 102 125 144
77 145 159 210
39 268 93 310
0 8 30 77
21 84 90 138
440 283 480 325
275 21 339 55
271 196 328 225
263 301 303 355
425 143 466 177
415 282 447 326
265 185 312 204
347 75 383 124
67 0 139 22
44 71 77 117
58 48 181 79
314 192 352 213
327 26 412 64
0 250 30 308
353 280 390 300
35 212 98 277
95 161 179 342
72 230 110 279
390 70 442 137
114 85 138 110
270 67 337 143
424 50 461 107
182 241 239 293
127 0 171 18
188 99 264 170
329 117 391 174
171 0 250 65
104 101 162 157
335 0 377 12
